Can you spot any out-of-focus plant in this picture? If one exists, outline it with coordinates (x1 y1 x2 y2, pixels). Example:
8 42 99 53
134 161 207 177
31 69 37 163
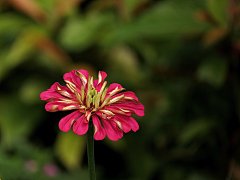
0 0 240 179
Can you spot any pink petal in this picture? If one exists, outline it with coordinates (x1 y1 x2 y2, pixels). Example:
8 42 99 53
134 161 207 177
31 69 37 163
59 111 82 132
92 115 106 140
40 82 74 101
58 103 79 111
63 71 81 90
70 70 82 87
73 114 89 135
40 91 63 101
96 71 107 92
97 71 107 85
45 102 60 112
45 100 79 112
75 69 89 89
49 82 73 94
105 106 131 116
77 69 89 80
101 118 123 141
113 114 131 133
114 114 139 132
128 117 139 132
84 111 91 123
110 103 145 116
93 79 98 88
107 83 123 94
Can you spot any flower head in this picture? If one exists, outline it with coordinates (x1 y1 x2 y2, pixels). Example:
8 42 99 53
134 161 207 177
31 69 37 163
40 69 144 141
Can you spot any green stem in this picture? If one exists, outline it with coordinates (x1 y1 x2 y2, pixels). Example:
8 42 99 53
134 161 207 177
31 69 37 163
87 120 96 180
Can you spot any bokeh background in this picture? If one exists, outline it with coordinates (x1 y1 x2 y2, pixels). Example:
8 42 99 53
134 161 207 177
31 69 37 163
0 0 238 179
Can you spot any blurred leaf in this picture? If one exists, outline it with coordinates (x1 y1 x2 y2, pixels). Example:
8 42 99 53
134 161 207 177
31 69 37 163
0 144 89 180
0 96 42 148
0 30 34 81
196 57 228 87
19 77 49 104
0 153 27 179
15 142 52 165
203 27 227 46
55 131 86 170
103 1 210 45
0 13 30 39
87 0 114 14
55 0 84 17
59 13 113 51
37 0 57 12
206 0 228 27
107 46 142 87
33 33 72 68
124 0 149 13
8 0 47 23
177 119 215 145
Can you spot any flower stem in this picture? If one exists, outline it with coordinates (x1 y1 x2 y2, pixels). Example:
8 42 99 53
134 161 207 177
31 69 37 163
87 120 96 180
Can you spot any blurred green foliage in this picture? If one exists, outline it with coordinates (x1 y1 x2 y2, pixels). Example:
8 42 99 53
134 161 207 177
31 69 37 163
0 0 240 179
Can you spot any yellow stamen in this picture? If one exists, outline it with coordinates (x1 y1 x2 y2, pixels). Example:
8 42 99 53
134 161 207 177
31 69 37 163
101 88 108 102
100 97 111 108
81 86 85 102
107 94 125 105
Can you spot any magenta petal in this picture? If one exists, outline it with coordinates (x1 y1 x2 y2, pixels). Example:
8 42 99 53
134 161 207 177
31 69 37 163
49 82 73 94
101 118 123 141
73 115 89 135
45 101 78 112
77 69 89 80
96 71 107 92
45 102 59 112
114 114 132 133
59 111 82 132
105 106 131 116
40 82 73 101
98 71 107 84
114 114 139 132
63 71 81 89
110 103 144 116
93 79 98 88
58 104 79 111
92 115 106 140
70 70 82 87
107 83 123 93
40 91 63 101
128 117 139 132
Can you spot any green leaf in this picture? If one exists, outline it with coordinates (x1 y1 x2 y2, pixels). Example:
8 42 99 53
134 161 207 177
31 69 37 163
55 131 86 170
59 14 113 51
197 56 228 87
107 46 143 87
103 1 210 45
206 0 228 27
0 30 35 81
19 77 49 104
0 13 31 38
123 0 149 18
0 96 42 148
36 0 58 12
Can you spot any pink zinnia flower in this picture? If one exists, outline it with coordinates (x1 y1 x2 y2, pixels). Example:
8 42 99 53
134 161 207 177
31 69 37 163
40 69 144 141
